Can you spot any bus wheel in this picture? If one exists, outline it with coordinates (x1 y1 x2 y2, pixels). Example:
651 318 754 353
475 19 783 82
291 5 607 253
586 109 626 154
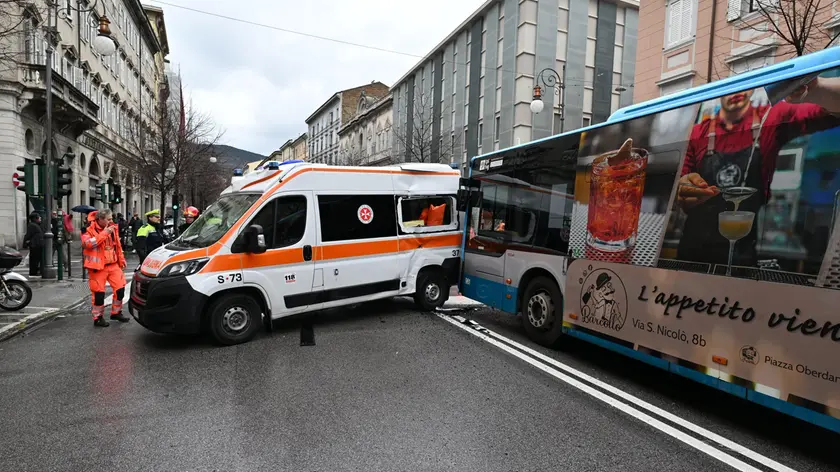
415 271 446 311
207 293 261 346
520 276 563 347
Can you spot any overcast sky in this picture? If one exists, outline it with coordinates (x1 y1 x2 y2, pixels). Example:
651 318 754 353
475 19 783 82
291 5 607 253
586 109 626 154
150 0 487 157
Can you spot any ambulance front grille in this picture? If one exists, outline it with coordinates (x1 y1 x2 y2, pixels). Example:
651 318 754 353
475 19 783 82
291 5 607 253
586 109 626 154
135 280 149 299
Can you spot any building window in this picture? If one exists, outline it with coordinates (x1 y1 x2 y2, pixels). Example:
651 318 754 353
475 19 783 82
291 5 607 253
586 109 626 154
582 115 592 127
660 77 692 96
665 0 694 48
553 113 563 135
730 54 772 75
494 115 500 141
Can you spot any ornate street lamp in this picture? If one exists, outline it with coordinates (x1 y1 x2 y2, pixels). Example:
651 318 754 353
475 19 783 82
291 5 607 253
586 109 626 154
40 0 115 279
530 65 566 132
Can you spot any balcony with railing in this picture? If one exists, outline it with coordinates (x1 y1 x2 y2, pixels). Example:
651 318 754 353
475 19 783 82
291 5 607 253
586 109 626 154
18 32 100 139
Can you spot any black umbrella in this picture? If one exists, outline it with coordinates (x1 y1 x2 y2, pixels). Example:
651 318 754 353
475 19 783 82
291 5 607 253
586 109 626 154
71 205 96 214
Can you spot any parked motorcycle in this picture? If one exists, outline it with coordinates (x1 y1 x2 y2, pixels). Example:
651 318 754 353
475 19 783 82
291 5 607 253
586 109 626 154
0 246 32 311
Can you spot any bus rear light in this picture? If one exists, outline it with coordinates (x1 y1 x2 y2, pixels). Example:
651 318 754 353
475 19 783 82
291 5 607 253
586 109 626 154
505 278 512 284
712 355 728 366
506 294 512 299
568 313 578 320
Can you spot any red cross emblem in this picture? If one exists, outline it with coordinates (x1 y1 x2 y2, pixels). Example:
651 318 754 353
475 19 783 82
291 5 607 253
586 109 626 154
357 204 373 224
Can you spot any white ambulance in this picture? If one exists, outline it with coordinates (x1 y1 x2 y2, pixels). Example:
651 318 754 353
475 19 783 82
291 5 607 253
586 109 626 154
129 161 464 345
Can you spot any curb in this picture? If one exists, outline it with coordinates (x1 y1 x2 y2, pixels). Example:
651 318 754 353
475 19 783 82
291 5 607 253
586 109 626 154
0 295 88 343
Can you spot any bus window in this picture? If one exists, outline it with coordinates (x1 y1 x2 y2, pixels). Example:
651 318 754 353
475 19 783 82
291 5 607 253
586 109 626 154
467 145 576 256
513 165 575 255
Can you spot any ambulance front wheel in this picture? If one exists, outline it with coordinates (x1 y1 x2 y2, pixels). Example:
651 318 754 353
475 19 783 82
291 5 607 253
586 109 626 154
415 271 446 311
207 293 261 346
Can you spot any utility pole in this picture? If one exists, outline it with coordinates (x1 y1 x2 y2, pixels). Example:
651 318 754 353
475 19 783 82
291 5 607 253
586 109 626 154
41 4 56 279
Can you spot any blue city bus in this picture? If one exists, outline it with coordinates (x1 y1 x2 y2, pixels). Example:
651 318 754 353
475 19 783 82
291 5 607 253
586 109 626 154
458 48 840 433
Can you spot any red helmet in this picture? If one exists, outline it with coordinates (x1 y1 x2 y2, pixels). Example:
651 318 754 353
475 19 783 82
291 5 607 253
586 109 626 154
184 206 199 218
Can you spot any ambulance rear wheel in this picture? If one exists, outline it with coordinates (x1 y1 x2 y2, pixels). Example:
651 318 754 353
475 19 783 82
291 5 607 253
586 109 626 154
415 272 446 311
520 276 564 348
207 293 261 346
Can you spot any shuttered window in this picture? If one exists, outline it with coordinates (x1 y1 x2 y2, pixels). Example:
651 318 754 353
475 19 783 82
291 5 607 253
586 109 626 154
666 0 694 48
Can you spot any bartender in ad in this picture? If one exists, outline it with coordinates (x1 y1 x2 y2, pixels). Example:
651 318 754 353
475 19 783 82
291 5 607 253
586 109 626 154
675 76 840 267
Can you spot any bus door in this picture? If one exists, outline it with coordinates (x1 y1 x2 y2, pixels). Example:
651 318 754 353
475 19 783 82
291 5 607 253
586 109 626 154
462 178 518 309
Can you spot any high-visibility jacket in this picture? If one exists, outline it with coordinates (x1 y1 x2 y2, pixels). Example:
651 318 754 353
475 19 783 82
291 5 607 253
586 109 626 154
82 218 126 271
137 223 166 259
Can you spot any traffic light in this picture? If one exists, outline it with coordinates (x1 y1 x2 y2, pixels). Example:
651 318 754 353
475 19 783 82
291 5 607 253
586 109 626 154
112 184 122 204
54 165 72 200
107 179 114 203
172 194 179 212
15 161 34 194
95 183 106 201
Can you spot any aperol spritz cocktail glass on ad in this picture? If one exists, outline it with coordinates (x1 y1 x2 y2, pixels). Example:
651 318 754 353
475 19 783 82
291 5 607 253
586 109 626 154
586 148 648 252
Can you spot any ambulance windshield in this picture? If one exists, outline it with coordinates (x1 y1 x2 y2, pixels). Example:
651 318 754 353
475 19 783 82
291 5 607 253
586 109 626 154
176 193 261 248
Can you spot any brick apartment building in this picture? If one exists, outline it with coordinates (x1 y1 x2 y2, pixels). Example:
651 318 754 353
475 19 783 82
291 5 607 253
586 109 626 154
634 0 840 102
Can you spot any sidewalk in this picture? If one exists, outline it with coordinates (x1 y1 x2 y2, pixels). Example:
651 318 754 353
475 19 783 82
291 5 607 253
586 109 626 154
0 251 139 342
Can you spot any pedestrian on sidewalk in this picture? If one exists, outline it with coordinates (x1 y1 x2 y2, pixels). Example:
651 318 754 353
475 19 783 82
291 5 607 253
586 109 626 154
23 211 43 277
82 209 129 327
129 213 142 252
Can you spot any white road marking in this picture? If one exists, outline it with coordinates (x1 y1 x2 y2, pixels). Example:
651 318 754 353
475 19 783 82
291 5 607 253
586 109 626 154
438 314 796 472
472 322 797 472
104 282 132 306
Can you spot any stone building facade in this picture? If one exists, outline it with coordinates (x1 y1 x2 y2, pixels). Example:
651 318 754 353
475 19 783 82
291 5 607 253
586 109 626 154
0 0 168 244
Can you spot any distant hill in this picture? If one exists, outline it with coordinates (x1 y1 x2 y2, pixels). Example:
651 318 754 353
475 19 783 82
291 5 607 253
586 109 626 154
209 145 265 170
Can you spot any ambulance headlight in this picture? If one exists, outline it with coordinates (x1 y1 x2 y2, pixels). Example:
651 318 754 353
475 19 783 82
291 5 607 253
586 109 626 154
159 258 210 278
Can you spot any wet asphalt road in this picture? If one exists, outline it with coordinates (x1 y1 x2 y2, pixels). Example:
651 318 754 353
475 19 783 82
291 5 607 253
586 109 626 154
0 297 837 472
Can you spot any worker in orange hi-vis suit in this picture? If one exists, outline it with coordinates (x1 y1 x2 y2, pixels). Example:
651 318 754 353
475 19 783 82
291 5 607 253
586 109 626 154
82 208 129 327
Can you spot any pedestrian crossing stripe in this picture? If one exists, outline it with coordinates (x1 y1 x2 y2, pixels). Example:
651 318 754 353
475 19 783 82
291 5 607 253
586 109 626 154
104 282 132 305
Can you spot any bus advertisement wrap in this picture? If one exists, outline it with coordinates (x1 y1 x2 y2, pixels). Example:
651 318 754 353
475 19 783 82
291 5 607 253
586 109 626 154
569 65 840 282
563 259 840 413
463 51 840 430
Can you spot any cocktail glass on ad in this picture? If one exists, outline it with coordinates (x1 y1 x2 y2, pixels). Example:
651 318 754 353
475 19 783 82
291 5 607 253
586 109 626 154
586 140 648 252
718 210 755 276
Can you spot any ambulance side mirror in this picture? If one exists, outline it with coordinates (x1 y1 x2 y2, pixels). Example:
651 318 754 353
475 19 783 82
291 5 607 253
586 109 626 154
244 224 267 254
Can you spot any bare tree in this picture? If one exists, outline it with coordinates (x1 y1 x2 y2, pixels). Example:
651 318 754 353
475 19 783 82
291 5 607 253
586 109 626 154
341 144 368 166
123 89 224 217
392 93 459 164
0 1 45 74
729 0 838 61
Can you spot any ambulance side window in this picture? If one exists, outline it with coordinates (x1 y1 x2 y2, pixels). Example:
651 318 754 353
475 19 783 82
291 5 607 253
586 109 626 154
318 194 397 242
274 196 307 248
398 196 457 234
244 195 307 249
249 201 277 248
